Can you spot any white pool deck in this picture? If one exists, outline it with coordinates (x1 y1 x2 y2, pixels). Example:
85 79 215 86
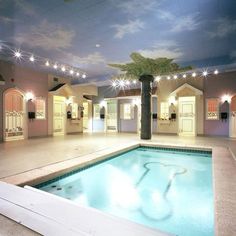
0 133 236 235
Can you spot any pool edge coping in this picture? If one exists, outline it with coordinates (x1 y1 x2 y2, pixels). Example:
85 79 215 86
1 141 235 236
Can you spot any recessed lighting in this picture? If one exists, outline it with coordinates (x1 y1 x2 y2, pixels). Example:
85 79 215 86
95 44 101 48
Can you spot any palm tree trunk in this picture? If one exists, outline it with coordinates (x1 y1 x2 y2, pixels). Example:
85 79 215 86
139 75 154 140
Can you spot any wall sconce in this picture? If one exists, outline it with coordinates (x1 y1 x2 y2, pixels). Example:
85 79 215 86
168 96 177 106
26 92 34 101
221 94 231 104
100 100 106 108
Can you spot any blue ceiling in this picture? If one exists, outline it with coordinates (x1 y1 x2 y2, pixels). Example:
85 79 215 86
0 0 236 83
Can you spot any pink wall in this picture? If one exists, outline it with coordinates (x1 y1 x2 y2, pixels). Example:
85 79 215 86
204 71 236 136
0 60 49 141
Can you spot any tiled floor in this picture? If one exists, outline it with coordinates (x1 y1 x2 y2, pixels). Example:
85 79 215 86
0 133 235 179
0 133 236 236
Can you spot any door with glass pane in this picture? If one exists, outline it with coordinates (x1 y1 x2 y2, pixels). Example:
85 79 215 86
179 96 196 136
4 89 25 141
106 100 117 132
53 96 65 136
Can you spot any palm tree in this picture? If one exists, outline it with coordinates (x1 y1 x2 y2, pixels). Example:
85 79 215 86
109 52 192 140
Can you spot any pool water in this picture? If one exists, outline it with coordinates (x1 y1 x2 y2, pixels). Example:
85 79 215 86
38 147 214 236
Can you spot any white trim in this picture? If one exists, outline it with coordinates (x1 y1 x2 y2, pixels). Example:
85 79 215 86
170 83 203 97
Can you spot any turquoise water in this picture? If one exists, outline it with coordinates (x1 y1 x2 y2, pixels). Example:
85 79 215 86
38 147 214 236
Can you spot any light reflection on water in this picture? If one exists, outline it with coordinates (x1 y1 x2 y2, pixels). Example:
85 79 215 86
39 148 213 236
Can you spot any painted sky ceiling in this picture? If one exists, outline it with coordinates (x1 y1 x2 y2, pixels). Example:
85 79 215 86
0 0 236 84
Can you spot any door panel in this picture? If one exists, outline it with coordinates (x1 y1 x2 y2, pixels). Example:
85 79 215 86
106 101 117 131
179 97 195 136
83 102 89 131
53 98 65 135
5 90 24 141
230 96 236 137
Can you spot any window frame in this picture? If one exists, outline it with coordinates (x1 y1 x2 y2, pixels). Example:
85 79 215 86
160 102 169 120
35 97 46 120
206 98 220 120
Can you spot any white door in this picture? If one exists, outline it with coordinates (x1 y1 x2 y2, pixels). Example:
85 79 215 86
53 96 65 136
4 90 25 141
179 96 196 136
230 95 236 137
83 102 89 132
106 100 117 132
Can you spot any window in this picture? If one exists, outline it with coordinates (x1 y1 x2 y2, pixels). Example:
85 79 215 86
35 98 46 119
93 104 100 119
120 103 134 120
160 102 169 120
72 103 78 119
206 99 219 120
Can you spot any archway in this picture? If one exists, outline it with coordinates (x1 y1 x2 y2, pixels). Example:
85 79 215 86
3 88 26 141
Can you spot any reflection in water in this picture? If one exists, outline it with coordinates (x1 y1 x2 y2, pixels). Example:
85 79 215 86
136 162 187 221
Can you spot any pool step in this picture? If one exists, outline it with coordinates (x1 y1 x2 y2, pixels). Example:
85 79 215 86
0 181 173 236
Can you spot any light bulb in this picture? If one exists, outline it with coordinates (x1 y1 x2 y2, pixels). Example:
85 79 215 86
82 74 86 79
61 66 66 72
29 55 34 62
214 69 218 75
192 72 196 77
45 61 50 66
53 64 58 69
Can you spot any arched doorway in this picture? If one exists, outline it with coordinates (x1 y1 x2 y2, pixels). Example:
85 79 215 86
3 88 26 141
230 95 236 137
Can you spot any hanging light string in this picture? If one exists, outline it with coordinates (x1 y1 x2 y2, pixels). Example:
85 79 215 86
110 68 220 89
0 42 87 79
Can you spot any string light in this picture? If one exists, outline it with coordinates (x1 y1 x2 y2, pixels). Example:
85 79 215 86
203 71 208 77
112 81 117 87
14 50 22 58
125 80 130 85
155 76 161 82
29 55 35 62
167 76 171 80
0 43 87 78
192 72 196 77
133 80 137 84
173 75 178 79
82 74 86 79
70 69 74 75
214 69 219 75
183 74 187 78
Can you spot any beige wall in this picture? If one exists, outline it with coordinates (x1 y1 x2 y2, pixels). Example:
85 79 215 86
47 83 98 136
157 77 204 135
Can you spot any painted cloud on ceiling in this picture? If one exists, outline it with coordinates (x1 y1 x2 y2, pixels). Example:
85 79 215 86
0 0 236 83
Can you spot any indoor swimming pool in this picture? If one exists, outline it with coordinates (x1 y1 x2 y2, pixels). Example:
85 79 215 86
37 146 214 236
